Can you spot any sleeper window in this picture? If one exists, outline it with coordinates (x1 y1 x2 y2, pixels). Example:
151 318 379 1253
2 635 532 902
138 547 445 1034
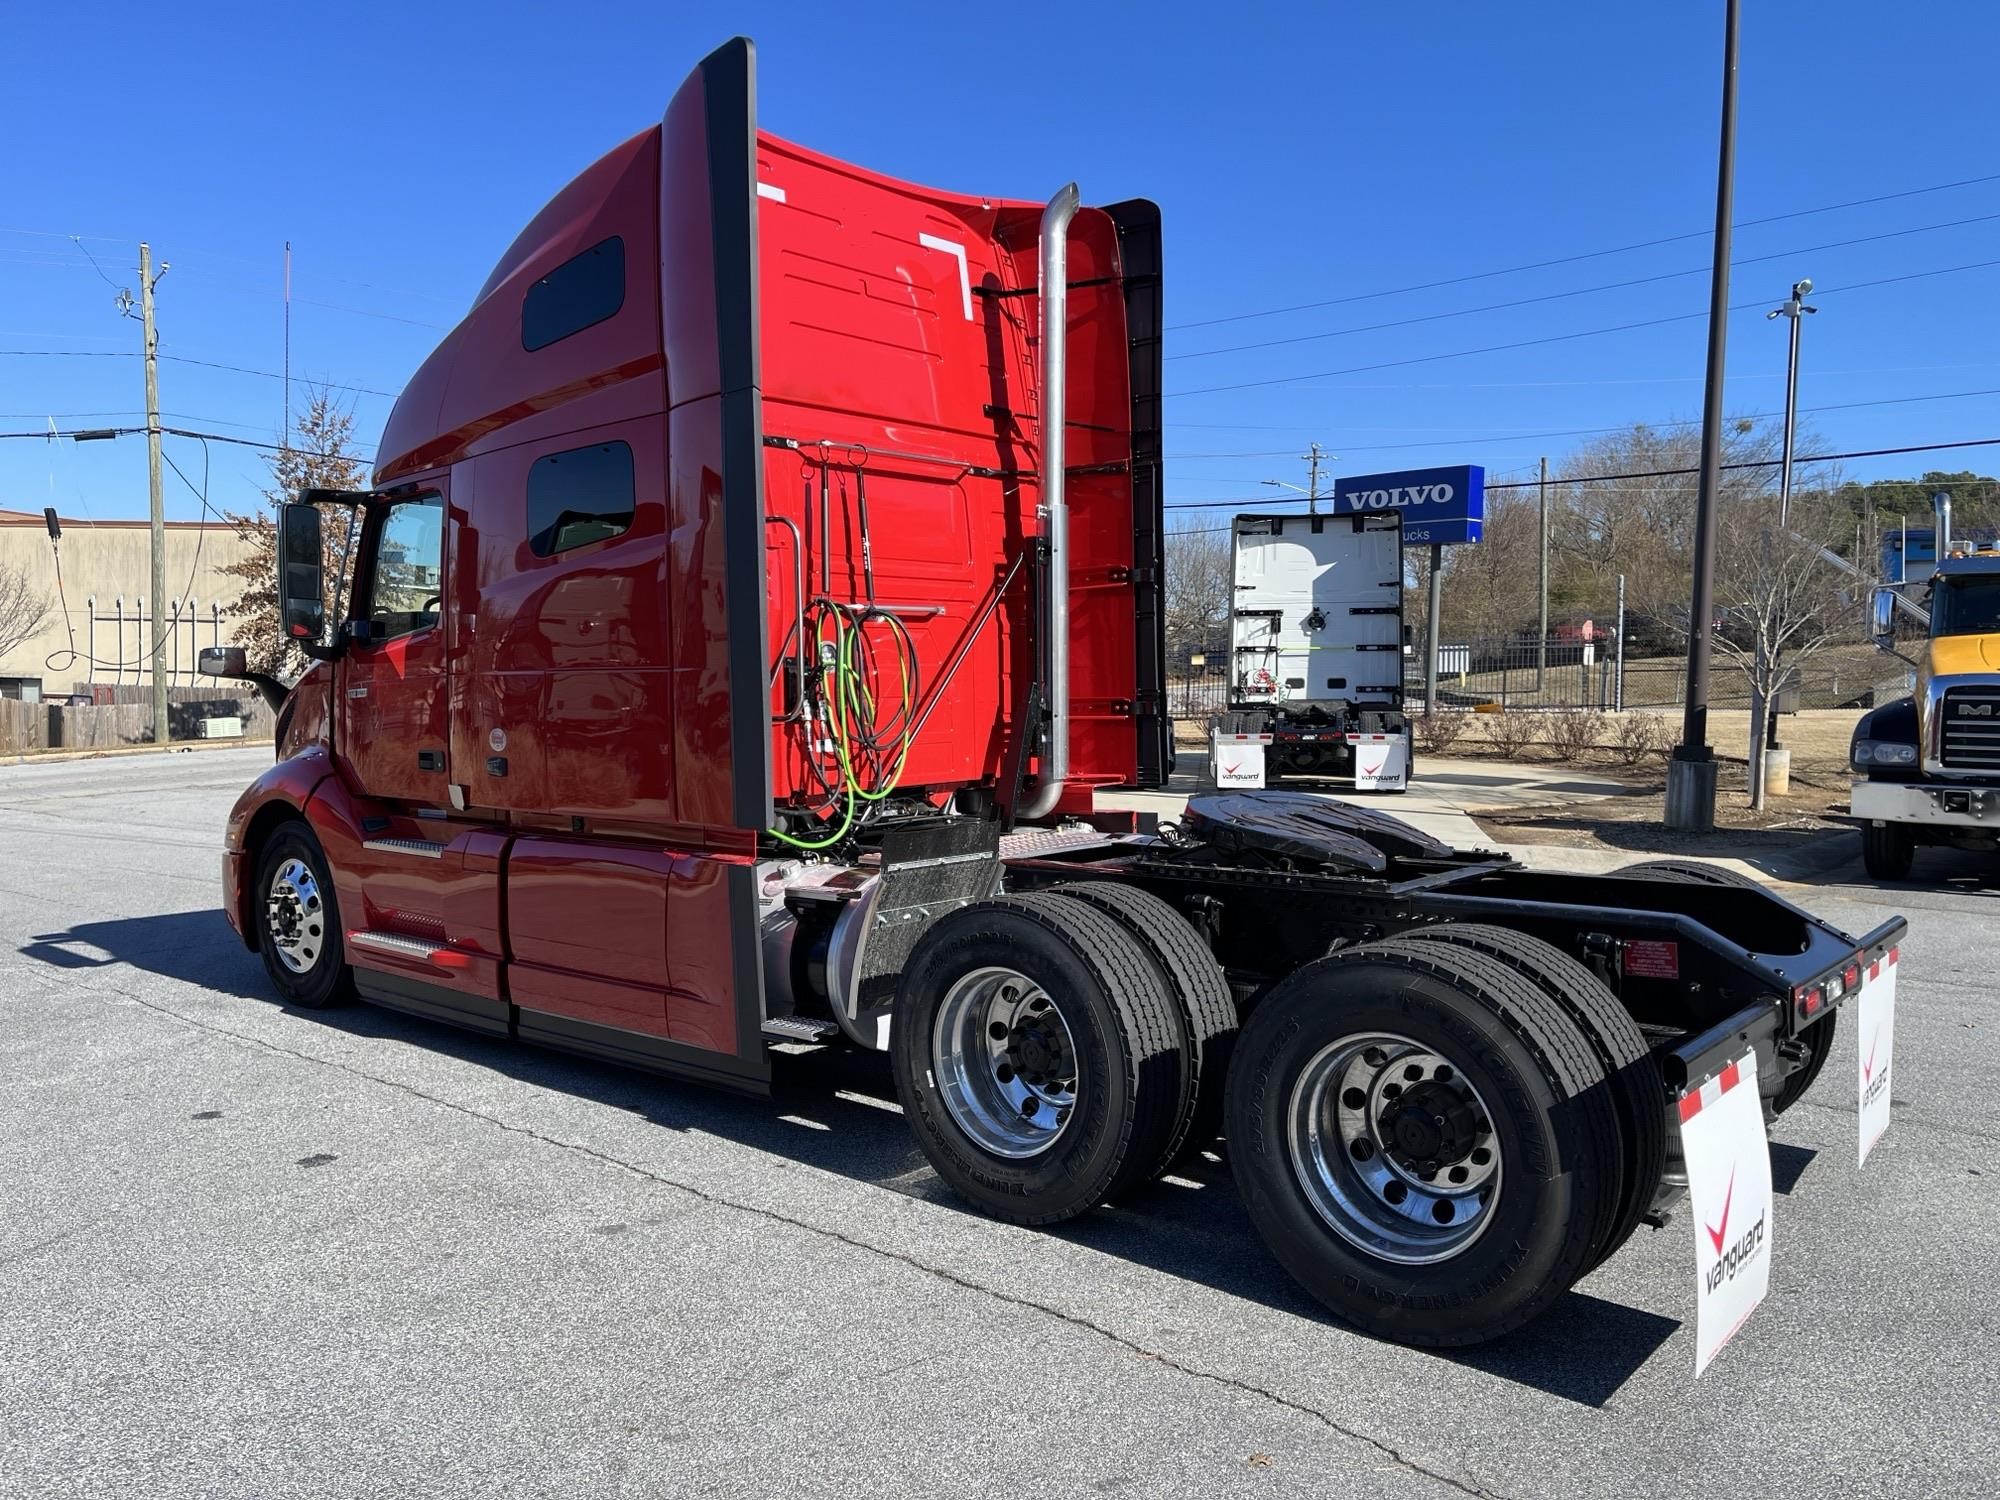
521 236 625 351
527 441 636 557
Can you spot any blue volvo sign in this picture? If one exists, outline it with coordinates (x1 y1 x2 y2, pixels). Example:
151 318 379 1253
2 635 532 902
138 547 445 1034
1331 464 1486 546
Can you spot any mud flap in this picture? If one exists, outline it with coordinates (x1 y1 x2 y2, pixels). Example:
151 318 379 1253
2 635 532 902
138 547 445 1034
1857 945 1900 1165
1677 1051 1774 1376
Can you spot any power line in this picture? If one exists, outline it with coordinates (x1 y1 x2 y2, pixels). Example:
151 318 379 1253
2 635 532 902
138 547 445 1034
69 236 129 295
1161 435 2000 524
293 297 443 330
160 355 399 399
0 409 292 432
1165 385 2000 460
1170 170 2000 332
1164 257 2000 399
0 347 398 400
0 423 351 458
1167 212 2000 363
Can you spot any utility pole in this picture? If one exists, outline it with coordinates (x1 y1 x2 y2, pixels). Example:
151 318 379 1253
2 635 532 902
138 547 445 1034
1536 455 1549 690
1767 277 1816 530
1665 0 1739 833
140 242 169 746
1261 444 1336 513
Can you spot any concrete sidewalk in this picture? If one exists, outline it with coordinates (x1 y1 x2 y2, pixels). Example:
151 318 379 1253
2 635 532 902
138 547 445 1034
1100 749 1642 850
1101 749 1859 887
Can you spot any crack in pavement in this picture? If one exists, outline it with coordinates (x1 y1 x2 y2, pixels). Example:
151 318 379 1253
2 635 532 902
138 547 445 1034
54 974 1511 1500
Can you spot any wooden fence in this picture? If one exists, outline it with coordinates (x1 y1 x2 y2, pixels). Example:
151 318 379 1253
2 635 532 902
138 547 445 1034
0 688 276 755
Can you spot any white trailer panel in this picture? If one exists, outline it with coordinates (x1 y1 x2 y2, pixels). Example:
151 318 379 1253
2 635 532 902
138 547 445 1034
1230 513 1403 710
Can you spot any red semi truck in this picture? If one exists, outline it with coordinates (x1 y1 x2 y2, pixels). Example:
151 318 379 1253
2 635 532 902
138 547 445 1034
205 38 1904 1349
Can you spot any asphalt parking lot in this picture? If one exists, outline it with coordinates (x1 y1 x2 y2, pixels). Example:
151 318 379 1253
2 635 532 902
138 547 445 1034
2 747 1996 1498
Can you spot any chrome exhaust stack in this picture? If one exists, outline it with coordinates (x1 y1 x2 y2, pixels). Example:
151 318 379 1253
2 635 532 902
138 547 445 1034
1019 182 1080 821
1935 488 1953 557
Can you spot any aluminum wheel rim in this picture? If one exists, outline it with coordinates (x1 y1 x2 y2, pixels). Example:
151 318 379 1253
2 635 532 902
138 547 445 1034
931 966 1078 1159
266 856 326 975
1288 1031 1502 1265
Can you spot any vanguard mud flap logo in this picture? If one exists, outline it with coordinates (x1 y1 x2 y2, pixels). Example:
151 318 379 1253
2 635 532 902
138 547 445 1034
1858 946 1900 1165
1677 1053 1775 1375
1861 1034 1890 1109
1701 1167 1769 1296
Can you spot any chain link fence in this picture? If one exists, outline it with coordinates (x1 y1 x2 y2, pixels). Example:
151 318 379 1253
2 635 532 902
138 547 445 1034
1169 631 1891 726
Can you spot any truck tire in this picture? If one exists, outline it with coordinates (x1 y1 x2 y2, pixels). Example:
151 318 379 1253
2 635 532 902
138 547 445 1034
1224 939 1620 1346
1386 924 1663 1275
252 821 354 1009
1774 1008 1837 1115
1861 823 1915 881
1616 858 1762 890
1050 881 1238 1173
891 894 1187 1225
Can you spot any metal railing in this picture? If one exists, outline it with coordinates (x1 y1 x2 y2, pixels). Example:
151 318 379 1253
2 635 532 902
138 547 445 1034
1169 630 1881 721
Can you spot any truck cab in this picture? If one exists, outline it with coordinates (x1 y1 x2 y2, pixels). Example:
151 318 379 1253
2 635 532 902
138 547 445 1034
1852 542 2000 878
210 36 1168 1090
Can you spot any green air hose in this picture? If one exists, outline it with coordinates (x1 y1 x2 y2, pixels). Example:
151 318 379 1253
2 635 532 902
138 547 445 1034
765 600 919 850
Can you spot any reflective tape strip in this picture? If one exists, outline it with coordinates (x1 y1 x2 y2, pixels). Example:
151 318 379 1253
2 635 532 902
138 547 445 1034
1678 1057 1746 1124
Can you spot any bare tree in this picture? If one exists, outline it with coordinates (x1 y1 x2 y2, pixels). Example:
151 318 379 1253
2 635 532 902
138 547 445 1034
1164 519 1233 671
220 389 369 677
1709 498 1857 808
0 560 52 660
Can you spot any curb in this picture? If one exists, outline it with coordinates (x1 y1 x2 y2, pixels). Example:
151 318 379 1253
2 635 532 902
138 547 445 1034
0 739 273 768
1498 828 1859 886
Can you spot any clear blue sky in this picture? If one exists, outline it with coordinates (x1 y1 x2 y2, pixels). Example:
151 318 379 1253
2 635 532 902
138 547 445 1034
3 1 1996 525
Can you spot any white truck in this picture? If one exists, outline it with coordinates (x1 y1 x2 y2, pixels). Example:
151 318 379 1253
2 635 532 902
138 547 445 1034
1220 511 1410 790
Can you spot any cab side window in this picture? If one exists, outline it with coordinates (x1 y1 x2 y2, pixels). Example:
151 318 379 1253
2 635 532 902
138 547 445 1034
363 494 444 640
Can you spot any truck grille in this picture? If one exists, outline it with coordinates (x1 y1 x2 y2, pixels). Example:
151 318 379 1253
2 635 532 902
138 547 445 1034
1940 687 2000 770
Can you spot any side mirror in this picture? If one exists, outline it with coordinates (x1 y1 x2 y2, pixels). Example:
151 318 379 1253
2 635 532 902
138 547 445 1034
198 645 247 679
1870 586 1897 647
277 502 326 646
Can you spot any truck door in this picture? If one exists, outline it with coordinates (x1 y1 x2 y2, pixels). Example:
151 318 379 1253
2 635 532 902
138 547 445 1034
337 487 449 805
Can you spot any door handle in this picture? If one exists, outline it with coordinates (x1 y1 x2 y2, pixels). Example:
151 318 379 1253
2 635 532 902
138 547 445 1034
417 750 445 771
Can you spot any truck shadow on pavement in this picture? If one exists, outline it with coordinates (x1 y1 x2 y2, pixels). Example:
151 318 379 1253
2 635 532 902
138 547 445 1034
21 909 274 999
1801 845 2000 893
21 905 1675 1407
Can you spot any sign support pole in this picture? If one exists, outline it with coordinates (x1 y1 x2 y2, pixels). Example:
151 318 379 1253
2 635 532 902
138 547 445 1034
1537 455 1549 691
1424 542 1442 717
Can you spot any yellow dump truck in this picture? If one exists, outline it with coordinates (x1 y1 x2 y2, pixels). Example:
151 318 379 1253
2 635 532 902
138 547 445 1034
1853 500 2000 878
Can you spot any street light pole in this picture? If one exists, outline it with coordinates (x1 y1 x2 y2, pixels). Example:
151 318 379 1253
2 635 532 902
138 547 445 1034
1768 278 1817 531
1665 0 1740 833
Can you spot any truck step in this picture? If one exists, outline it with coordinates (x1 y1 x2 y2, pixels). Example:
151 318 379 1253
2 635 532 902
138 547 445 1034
761 1016 843 1043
